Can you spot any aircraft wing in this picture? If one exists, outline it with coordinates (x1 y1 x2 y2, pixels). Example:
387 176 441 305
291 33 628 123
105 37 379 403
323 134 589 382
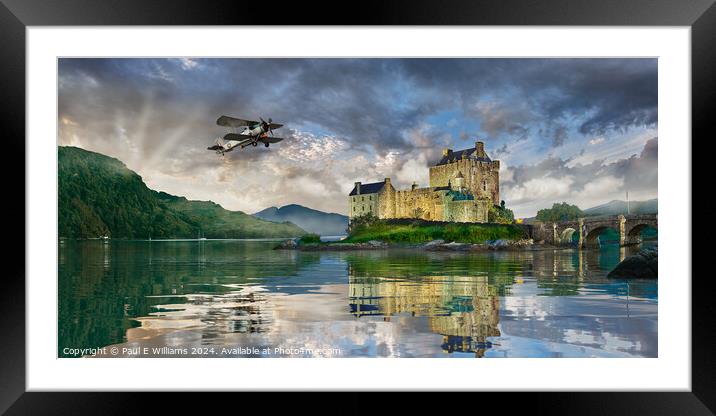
217 115 258 127
259 136 284 144
268 123 283 130
223 133 253 142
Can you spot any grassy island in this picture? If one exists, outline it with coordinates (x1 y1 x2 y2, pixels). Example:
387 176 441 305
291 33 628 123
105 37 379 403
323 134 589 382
341 218 527 245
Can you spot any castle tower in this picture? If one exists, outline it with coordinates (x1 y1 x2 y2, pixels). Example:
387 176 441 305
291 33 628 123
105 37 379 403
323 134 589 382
475 141 486 158
452 171 465 191
429 139 500 205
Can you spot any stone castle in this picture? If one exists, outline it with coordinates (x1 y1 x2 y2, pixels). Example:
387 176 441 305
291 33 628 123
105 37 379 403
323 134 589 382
349 140 500 223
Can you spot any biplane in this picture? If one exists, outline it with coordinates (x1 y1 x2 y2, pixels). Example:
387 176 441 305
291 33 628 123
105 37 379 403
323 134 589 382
207 115 285 155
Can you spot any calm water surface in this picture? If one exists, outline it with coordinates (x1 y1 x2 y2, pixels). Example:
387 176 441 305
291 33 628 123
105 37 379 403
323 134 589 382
59 240 657 358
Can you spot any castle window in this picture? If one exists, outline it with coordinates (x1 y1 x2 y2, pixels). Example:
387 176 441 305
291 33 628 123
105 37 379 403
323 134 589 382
483 181 487 191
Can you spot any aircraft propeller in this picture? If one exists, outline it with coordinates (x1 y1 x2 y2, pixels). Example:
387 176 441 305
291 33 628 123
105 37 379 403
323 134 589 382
260 116 275 136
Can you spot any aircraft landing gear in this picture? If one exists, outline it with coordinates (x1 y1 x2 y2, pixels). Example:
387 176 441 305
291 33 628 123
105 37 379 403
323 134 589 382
252 142 258 147
265 143 270 148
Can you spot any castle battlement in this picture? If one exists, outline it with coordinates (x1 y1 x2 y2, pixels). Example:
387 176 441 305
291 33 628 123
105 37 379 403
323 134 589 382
348 140 500 223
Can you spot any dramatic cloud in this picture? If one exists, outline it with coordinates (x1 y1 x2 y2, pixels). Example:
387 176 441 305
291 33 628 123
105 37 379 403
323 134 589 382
502 138 658 217
58 58 657 216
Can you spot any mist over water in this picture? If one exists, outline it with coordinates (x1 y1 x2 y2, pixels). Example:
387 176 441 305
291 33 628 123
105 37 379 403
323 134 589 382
58 240 657 358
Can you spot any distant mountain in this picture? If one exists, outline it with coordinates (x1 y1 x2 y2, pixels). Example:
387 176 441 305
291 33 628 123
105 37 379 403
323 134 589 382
253 204 349 236
583 199 658 217
58 146 306 239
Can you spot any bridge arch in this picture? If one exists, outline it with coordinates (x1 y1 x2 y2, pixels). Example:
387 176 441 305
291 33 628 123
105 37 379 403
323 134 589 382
560 227 579 245
625 222 657 245
553 220 580 246
584 225 619 248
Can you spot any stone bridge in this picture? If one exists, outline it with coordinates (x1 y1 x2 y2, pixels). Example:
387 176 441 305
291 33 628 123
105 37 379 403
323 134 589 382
530 214 657 248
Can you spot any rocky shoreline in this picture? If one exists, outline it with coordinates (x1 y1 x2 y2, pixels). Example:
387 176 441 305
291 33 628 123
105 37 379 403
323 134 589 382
275 238 565 252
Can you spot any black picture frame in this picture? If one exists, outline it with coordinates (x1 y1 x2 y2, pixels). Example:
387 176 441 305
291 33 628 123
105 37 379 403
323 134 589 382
1 0 710 413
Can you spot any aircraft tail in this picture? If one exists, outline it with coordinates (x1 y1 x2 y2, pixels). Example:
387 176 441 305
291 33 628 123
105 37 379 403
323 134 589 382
207 137 225 151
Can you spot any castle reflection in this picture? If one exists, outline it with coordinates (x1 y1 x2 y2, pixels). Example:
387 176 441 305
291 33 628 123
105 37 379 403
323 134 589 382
348 273 500 357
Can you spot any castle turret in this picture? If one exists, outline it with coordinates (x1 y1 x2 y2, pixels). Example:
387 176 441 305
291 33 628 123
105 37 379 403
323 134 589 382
475 141 486 158
453 171 465 191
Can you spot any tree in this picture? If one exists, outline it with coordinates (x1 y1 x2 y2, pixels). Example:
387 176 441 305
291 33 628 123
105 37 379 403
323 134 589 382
489 203 515 224
536 202 584 222
348 213 379 233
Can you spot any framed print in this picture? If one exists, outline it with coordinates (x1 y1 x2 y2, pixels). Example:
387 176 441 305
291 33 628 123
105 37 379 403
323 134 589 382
3 0 712 413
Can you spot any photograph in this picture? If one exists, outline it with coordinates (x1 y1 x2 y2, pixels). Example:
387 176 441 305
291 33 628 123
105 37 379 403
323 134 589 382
57 57 658 359
5 2 708 409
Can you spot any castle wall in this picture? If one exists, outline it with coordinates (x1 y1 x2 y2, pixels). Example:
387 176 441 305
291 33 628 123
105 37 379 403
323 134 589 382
444 198 489 223
376 184 395 218
351 184 491 223
392 187 444 220
348 192 379 219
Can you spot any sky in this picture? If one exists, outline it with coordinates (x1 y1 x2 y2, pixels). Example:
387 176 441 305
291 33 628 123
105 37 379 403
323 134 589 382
58 58 658 218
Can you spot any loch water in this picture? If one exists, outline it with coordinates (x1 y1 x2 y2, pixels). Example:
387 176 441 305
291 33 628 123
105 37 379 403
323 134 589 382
58 239 657 358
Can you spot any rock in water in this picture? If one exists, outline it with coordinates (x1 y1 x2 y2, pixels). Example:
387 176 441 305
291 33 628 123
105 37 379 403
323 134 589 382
607 246 658 279
276 239 298 249
422 239 445 248
486 239 509 250
442 241 470 251
367 240 387 248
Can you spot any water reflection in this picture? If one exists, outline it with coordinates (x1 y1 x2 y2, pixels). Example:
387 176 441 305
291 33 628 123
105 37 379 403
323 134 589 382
349 276 500 357
59 240 657 358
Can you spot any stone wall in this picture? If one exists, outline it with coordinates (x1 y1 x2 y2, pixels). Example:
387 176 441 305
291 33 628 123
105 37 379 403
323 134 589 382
375 183 395 218
351 183 492 223
348 192 379 219
391 187 444 220
350 184 491 223
444 198 489 223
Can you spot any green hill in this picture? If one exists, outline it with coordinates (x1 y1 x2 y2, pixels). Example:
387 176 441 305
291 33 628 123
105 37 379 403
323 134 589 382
155 192 307 239
58 146 306 239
